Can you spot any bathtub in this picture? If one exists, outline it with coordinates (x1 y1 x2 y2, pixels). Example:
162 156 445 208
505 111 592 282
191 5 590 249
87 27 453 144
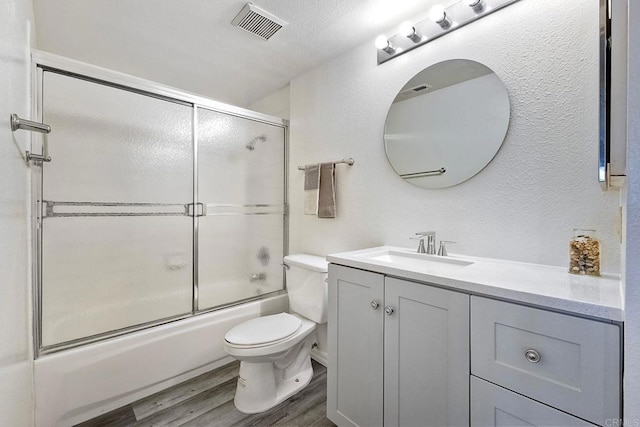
34 293 288 427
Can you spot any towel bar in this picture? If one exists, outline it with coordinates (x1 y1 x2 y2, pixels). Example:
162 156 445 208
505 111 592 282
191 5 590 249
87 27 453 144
297 158 354 170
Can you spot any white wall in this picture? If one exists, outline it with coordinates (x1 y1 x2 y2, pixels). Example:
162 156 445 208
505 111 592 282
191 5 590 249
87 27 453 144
624 0 640 420
0 0 35 425
248 84 290 120
288 0 621 275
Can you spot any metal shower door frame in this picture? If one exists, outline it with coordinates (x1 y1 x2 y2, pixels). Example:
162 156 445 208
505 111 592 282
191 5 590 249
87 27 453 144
30 51 289 356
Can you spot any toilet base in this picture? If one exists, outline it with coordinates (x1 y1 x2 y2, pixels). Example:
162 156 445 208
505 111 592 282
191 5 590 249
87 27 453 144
233 335 315 414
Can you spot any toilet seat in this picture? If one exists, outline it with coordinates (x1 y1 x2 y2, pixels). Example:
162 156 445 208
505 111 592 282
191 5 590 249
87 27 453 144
225 313 302 347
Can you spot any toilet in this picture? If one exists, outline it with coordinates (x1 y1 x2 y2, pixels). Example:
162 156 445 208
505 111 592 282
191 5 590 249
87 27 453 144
224 254 328 414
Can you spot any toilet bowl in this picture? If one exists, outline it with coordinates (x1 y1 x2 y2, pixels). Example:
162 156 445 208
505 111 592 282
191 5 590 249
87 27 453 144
223 254 328 414
224 313 317 413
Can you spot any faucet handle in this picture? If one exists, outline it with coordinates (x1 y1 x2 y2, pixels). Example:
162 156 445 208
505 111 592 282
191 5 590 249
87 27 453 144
415 231 435 237
410 235 427 253
437 241 456 256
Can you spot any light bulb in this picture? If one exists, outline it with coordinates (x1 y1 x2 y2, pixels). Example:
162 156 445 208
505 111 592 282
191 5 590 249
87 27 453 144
375 35 390 50
429 5 446 23
399 22 415 37
375 35 395 54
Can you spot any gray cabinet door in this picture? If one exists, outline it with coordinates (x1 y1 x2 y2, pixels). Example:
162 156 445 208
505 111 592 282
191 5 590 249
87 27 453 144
328 264 384 427
471 376 596 426
384 277 470 427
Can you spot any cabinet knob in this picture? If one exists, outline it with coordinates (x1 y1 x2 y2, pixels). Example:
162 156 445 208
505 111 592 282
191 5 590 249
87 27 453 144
371 301 380 310
525 349 541 363
385 306 394 315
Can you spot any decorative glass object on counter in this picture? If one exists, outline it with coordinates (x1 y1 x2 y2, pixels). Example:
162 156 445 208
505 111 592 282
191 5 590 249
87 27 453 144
569 229 600 276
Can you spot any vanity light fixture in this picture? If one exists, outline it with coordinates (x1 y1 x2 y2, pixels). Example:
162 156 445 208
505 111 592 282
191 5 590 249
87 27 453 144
399 21 422 43
375 0 520 65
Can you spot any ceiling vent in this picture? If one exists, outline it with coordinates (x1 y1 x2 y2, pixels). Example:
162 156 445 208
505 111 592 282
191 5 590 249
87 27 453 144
231 3 287 40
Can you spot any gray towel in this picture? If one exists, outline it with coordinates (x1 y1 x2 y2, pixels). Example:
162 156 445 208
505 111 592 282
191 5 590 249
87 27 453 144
304 164 320 215
318 162 336 218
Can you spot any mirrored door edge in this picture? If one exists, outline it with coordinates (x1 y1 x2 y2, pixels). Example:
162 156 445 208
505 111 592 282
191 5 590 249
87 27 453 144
599 0 611 190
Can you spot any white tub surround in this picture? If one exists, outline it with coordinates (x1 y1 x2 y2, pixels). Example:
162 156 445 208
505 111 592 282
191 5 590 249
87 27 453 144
327 246 623 321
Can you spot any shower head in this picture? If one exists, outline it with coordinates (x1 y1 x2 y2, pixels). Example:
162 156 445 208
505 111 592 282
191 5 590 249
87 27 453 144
246 135 267 151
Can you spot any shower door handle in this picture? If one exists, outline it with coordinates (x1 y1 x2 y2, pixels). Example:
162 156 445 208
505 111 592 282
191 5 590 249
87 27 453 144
186 203 206 217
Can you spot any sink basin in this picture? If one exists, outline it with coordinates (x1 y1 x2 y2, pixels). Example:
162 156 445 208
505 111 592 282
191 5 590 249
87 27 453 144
356 248 474 269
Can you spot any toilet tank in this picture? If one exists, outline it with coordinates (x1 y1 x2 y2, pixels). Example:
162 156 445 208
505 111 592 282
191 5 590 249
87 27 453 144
284 254 328 324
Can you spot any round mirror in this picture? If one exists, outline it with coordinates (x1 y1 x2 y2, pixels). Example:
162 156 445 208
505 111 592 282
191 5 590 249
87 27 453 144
383 59 510 188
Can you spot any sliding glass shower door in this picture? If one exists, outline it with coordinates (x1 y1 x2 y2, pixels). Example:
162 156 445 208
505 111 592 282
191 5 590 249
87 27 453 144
35 67 287 353
196 108 286 310
39 71 194 347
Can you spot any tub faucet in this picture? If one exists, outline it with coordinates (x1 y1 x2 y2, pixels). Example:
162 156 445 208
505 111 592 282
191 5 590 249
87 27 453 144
250 272 267 282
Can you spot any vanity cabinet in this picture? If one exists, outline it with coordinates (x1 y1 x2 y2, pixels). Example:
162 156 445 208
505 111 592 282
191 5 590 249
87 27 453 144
327 260 622 427
327 264 470 427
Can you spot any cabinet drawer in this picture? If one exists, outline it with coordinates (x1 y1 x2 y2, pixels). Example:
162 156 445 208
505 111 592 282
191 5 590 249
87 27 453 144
471 296 620 426
471 376 596 426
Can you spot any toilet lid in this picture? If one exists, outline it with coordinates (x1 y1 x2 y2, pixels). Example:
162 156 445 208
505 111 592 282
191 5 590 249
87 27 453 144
224 313 302 346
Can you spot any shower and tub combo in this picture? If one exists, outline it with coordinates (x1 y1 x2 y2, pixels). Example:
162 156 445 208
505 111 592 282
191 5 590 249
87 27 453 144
30 52 290 426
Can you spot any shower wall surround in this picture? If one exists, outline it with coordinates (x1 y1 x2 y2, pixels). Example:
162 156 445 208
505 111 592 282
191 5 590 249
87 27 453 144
288 0 621 273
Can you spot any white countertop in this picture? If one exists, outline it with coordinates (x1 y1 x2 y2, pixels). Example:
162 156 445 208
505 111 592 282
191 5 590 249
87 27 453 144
326 246 624 322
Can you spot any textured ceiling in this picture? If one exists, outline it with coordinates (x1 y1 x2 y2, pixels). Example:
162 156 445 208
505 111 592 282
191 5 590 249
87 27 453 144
32 0 446 108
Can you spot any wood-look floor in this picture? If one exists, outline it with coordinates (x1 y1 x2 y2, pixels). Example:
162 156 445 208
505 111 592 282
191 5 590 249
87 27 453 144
76 360 334 427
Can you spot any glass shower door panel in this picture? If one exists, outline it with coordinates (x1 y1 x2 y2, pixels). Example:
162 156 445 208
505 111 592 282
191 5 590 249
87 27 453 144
198 108 284 205
198 215 284 308
42 71 193 203
197 108 285 310
41 217 192 347
40 71 194 347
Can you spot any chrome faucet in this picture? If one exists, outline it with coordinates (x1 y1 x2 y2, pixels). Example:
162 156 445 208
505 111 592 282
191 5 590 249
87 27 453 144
425 232 436 254
413 232 436 254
